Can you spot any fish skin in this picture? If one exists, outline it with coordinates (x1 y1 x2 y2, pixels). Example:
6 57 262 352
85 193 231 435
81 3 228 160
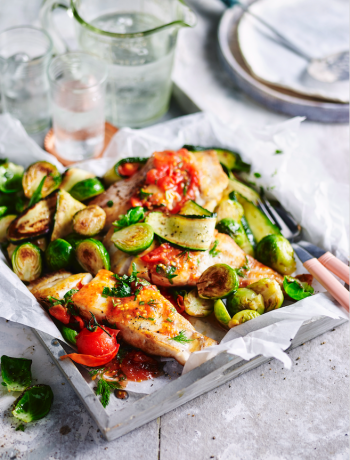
71 269 217 365
91 150 228 229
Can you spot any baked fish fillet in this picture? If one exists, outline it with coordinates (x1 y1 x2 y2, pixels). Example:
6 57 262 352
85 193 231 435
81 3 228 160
128 233 284 288
91 150 228 229
71 269 217 365
28 271 93 308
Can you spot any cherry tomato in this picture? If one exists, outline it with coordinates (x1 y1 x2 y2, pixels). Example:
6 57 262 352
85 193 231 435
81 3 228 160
76 327 119 357
118 162 140 177
49 305 71 324
141 243 181 265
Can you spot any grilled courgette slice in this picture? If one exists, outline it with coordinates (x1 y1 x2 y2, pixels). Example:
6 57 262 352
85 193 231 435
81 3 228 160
179 200 214 217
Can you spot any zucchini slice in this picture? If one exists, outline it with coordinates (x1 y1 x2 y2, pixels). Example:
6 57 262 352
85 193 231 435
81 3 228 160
75 238 111 275
216 218 254 256
7 191 58 243
184 289 214 317
0 161 24 194
111 223 154 255
22 161 61 199
0 214 17 243
69 177 105 202
72 205 106 236
45 239 74 271
224 179 260 205
215 199 244 222
197 264 239 299
51 190 86 241
145 212 216 251
180 200 214 217
12 242 42 282
236 194 280 243
60 168 95 192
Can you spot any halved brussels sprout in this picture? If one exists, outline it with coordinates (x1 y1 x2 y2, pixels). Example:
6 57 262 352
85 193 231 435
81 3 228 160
184 289 214 317
197 264 239 299
45 239 73 272
248 278 284 312
216 218 254 256
256 234 296 275
12 243 42 282
60 168 95 192
283 276 314 301
111 223 154 255
0 214 17 243
214 299 231 327
12 384 53 423
75 238 110 275
228 310 261 328
72 205 106 236
65 233 86 249
51 190 86 241
215 199 244 222
226 288 265 316
22 161 61 199
0 161 24 194
69 178 105 202
61 326 78 346
1 355 32 392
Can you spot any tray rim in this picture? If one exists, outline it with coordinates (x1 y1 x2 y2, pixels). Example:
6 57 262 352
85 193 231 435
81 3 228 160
217 3 349 123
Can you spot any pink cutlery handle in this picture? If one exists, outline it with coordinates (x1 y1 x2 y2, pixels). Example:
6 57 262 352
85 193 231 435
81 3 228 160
318 252 350 284
304 258 349 311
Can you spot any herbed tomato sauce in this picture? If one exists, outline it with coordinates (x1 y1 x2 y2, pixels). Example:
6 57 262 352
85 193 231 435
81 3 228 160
130 149 200 214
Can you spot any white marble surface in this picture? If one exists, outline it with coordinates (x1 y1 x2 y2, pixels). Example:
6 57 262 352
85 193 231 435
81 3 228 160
0 1 349 459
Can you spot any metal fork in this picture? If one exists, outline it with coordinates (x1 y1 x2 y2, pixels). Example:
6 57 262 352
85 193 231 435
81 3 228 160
258 197 349 311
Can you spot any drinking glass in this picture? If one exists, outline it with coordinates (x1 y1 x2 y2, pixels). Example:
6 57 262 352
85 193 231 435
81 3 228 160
0 26 52 133
48 52 107 162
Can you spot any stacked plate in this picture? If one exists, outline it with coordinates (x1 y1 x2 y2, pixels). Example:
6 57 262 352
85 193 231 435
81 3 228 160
218 0 349 122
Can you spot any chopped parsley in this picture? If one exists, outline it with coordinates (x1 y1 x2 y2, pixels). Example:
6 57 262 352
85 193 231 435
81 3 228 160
271 169 278 177
96 378 122 408
88 367 105 377
275 149 283 154
169 330 193 344
209 239 221 257
107 200 114 207
166 318 173 322
46 289 79 315
235 256 250 278
15 424 25 432
156 264 178 284
102 263 149 300
183 182 188 196
139 189 153 200
139 301 145 305
139 316 155 321
253 172 261 178
177 249 191 261
112 207 145 230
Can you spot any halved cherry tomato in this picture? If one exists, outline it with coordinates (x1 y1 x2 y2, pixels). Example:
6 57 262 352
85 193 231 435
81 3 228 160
76 327 119 357
60 347 120 367
49 305 71 324
130 196 143 208
118 162 140 177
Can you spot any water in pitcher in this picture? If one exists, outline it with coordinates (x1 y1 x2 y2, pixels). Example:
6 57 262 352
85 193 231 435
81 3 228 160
78 12 176 127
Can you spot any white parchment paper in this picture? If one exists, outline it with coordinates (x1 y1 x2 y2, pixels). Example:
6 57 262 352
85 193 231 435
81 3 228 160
0 112 348 394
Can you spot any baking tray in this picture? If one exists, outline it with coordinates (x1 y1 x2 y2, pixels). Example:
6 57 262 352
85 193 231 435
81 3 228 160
33 315 347 441
217 1 349 123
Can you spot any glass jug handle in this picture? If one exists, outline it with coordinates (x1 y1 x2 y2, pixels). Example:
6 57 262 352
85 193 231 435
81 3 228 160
40 0 71 54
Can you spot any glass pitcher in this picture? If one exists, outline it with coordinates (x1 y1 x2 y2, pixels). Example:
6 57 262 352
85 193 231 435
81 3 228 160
40 0 196 128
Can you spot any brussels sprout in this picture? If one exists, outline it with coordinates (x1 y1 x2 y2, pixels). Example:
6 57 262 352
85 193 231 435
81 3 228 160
0 192 26 214
184 289 214 317
0 214 17 243
51 189 85 241
45 239 73 271
12 243 42 282
283 276 314 301
215 199 244 222
0 161 24 194
216 218 254 256
228 310 261 328
226 288 265 316
102 165 122 187
22 161 61 199
75 238 110 275
248 278 284 312
197 264 239 299
1 355 32 392
6 243 17 260
256 234 296 275
60 168 95 192
72 205 106 236
12 384 53 423
69 178 105 201
111 223 154 255
65 233 86 249
214 299 231 327
61 326 78 346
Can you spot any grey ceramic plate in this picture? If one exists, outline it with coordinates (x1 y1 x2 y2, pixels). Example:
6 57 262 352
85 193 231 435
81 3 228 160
217 1 349 123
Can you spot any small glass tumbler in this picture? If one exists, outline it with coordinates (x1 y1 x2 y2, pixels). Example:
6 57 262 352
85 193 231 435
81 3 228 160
0 26 52 133
48 52 107 162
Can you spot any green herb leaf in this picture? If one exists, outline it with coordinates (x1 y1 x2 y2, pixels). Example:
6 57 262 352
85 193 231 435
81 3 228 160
275 149 283 154
95 378 122 408
209 239 221 257
169 330 193 344
112 207 145 230
139 189 153 200
107 200 114 207
28 175 47 208
177 249 191 261
156 264 178 284
283 276 314 301
15 424 25 432
253 172 261 178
